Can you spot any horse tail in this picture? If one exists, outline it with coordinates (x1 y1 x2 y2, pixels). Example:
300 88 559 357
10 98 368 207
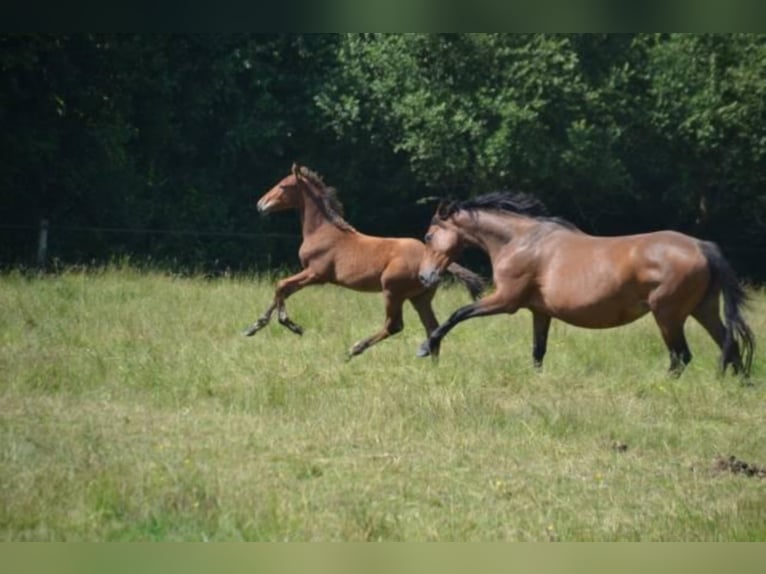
445 262 488 301
699 241 755 376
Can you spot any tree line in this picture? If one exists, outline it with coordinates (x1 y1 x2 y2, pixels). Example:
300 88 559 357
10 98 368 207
1 34 764 278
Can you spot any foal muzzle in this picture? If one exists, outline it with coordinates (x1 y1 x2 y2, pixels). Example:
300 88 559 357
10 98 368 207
256 198 273 214
418 268 441 288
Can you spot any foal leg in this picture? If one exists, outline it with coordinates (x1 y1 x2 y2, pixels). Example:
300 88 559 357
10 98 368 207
531 311 552 369
243 268 318 336
409 287 439 341
348 291 405 358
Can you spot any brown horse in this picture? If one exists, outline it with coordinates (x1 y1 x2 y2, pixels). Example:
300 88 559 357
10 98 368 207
244 163 485 358
417 191 754 376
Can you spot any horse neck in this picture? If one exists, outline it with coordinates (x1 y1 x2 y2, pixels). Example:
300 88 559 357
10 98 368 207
456 210 536 258
297 183 343 238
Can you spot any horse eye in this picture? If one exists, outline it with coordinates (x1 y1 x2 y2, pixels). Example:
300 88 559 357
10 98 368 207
424 233 433 243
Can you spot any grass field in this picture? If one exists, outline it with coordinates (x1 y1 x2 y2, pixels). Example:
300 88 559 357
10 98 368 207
1 266 765 541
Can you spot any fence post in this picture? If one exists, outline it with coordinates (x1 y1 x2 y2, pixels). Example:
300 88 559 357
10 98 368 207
37 218 48 270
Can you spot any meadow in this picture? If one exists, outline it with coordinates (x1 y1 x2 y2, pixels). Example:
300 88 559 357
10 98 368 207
1 266 764 541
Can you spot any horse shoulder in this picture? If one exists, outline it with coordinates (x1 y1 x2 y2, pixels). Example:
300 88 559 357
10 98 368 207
297 226 350 264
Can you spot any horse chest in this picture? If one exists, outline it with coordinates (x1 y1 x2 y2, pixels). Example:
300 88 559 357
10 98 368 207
298 243 332 268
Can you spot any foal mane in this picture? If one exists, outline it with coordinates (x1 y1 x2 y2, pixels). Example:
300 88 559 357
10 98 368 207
439 191 578 230
297 166 356 232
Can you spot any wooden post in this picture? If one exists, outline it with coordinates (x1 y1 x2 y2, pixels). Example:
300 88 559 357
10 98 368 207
37 218 49 269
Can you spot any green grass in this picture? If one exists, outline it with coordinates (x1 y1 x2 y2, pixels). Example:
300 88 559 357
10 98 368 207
1 266 765 541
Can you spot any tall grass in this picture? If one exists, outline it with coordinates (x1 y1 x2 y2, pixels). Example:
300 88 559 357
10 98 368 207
1 267 764 541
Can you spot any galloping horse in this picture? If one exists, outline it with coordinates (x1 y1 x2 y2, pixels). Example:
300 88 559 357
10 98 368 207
245 163 485 358
417 191 754 376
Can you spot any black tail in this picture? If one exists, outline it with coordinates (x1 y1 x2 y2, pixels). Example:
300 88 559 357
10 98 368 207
700 241 755 376
445 262 488 301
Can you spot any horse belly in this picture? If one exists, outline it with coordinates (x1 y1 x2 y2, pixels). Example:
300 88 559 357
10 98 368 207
551 298 650 329
333 262 383 292
538 275 651 329
331 255 385 292
340 238 422 293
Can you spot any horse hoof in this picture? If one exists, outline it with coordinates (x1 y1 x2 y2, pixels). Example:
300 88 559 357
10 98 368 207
416 342 431 358
349 341 365 357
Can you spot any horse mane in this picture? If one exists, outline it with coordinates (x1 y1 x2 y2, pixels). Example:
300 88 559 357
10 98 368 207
297 166 356 232
440 191 578 230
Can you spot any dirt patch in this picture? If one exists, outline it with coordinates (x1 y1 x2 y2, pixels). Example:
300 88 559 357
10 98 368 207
611 441 628 453
713 455 766 478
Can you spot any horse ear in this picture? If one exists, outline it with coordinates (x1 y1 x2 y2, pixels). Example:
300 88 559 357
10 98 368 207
416 196 455 219
291 162 301 178
436 199 456 219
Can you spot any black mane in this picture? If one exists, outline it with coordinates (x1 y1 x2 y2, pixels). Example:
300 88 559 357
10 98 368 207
457 191 549 216
439 191 577 230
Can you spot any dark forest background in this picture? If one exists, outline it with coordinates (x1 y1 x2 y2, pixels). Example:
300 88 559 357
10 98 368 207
2 34 765 279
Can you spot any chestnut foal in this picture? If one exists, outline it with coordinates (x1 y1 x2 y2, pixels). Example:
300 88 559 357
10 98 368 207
245 164 485 358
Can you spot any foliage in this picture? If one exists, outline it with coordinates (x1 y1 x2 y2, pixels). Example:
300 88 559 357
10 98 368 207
645 34 766 239
1 34 764 277
0 34 340 269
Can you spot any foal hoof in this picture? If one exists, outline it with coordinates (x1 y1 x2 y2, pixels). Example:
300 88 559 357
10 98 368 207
243 322 265 336
287 324 304 336
348 341 366 358
279 320 304 336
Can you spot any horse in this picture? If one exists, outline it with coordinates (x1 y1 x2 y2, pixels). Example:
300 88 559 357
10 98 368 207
244 163 486 358
416 191 754 377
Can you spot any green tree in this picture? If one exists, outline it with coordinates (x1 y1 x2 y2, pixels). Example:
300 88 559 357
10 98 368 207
2 34 764 278
646 33 766 242
317 34 635 228
0 34 342 269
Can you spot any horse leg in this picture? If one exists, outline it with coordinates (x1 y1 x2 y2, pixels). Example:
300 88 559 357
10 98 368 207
244 300 278 336
652 313 692 377
417 290 516 359
244 268 318 336
409 287 439 346
691 292 742 375
531 311 552 369
348 292 405 358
